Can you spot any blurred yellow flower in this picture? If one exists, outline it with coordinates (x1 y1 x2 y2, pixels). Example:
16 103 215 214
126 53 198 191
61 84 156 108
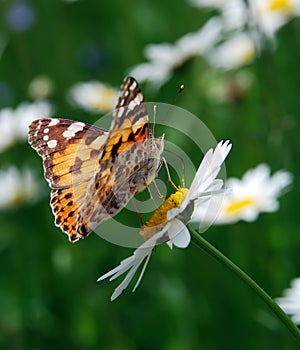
68 81 118 113
208 33 255 69
249 0 300 37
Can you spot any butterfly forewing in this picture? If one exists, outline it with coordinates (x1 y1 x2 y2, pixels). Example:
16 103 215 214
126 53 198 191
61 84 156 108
76 77 164 236
100 77 150 162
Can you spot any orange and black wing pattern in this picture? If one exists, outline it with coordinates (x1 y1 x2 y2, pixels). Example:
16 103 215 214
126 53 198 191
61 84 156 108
28 118 108 242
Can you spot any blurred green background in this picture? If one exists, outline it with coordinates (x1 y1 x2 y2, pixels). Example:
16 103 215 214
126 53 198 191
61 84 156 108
1 1 300 349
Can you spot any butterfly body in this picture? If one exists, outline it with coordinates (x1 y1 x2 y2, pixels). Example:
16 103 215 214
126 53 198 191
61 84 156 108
28 77 163 242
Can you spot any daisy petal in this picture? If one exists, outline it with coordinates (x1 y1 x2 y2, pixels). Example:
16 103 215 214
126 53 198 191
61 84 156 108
167 219 191 249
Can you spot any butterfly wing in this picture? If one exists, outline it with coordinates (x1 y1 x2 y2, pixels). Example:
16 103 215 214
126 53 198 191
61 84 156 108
28 118 108 242
77 77 163 236
100 76 150 162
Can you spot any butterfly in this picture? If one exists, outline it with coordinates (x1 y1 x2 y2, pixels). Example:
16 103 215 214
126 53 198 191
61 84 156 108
28 77 164 242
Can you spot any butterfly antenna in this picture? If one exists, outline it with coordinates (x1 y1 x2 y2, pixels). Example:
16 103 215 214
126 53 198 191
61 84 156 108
166 84 185 119
156 84 185 134
152 104 157 135
174 84 185 104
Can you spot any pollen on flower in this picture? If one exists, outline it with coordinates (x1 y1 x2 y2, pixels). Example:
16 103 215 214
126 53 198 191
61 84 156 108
224 198 255 214
139 187 189 240
269 0 293 13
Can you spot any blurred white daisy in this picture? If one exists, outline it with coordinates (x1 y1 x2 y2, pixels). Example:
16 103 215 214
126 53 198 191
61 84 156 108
207 33 255 69
189 0 229 9
190 0 248 31
0 108 16 152
68 81 118 113
14 100 53 140
98 140 232 300
276 278 300 324
0 100 53 152
192 163 293 224
129 17 223 87
249 0 300 37
0 166 41 208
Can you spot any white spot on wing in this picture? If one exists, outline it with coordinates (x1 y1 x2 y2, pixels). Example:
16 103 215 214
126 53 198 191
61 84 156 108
73 122 85 128
118 107 125 118
62 122 85 138
48 119 59 126
43 135 49 141
47 140 57 148
44 128 49 133
128 101 136 110
136 94 142 103
129 81 137 90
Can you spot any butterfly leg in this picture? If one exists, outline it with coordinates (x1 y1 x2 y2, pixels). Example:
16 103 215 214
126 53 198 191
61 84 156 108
131 198 145 226
151 180 164 199
161 157 179 190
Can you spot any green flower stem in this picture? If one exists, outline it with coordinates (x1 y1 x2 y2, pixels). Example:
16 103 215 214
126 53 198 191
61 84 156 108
188 224 300 345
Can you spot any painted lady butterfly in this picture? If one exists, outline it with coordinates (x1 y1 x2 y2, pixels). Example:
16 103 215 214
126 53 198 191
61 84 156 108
28 77 164 242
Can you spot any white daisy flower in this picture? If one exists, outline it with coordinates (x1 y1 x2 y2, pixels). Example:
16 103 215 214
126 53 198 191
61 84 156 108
0 166 41 208
14 100 53 140
129 17 223 87
207 33 255 69
190 0 248 31
0 108 16 152
192 163 293 224
189 0 229 9
68 81 118 113
0 100 53 152
220 0 248 31
248 0 300 37
98 140 232 300
276 278 300 324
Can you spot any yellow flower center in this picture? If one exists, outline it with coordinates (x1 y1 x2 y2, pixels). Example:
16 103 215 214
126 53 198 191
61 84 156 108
8 190 25 208
269 0 293 13
225 198 255 214
93 87 117 111
240 48 255 65
139 187 189 240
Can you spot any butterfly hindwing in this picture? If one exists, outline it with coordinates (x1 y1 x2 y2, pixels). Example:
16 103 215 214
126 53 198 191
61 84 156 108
50 182 90 242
